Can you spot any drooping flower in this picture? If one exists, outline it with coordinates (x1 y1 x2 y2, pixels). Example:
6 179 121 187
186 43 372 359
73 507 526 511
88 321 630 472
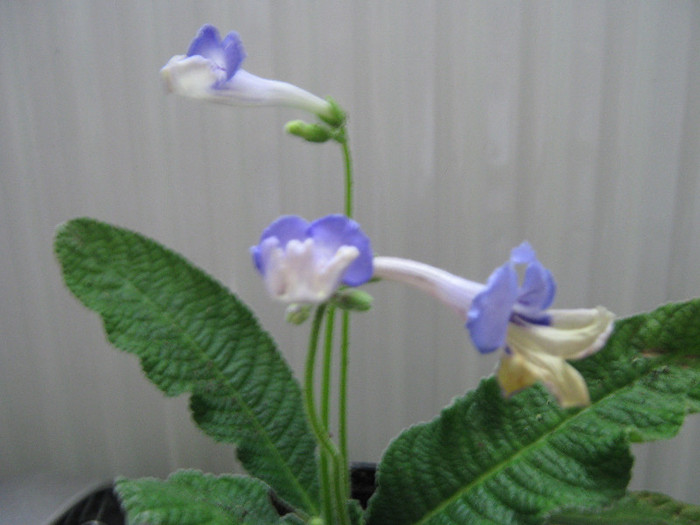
161 25 338 122
373 242 614 407
251 215 373 304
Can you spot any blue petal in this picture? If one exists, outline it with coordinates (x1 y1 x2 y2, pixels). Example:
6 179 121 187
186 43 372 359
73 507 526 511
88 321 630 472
220 31 246 81
252 215 309 272
510 241 536 264
307 215 373 286
518 259 556 312
186 25 245 82
187 25 222 59
466 262 518 354
250 244 264 273
259 215 309 245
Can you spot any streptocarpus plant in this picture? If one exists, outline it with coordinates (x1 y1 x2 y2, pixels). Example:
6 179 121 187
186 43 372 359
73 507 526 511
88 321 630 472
55 24 700 525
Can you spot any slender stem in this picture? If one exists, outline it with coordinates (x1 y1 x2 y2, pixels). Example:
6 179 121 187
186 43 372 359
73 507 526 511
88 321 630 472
305 305 350 525
305 305 333 522
320 307 337 520
318 453 331 523
322 307 337 428
340 133 353 219
339 311 351 495
339 128 354 508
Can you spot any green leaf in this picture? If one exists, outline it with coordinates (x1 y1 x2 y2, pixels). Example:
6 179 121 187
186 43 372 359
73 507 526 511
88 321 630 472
115 470 283 524
54 218 319 515
365 299 700 525
545 491 700 524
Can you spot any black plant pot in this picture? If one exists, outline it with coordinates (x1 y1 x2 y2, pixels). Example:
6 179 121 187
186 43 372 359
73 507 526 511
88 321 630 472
51 464 377 524
50 484 125 525
349 462 377 509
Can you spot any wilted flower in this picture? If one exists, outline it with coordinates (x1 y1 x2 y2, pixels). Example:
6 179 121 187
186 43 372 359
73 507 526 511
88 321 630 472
251 215 373 304
161 25 338 122
373 242 614 407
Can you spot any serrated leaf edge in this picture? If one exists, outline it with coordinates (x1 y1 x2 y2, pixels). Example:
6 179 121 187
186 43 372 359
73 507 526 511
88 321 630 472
55 219 318 516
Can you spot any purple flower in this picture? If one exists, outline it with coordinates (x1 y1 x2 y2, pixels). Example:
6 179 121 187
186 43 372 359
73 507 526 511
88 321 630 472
161 25 335 119
251 215 373 304
467 242 556 354
373 242 614 407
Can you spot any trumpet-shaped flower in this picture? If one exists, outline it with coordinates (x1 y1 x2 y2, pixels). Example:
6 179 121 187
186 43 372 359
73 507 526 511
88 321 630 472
161 25 337 121
251 215 373 304
373 242 614 407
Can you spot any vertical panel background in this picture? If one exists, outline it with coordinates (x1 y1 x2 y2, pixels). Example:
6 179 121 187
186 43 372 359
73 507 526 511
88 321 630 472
2 0 699 505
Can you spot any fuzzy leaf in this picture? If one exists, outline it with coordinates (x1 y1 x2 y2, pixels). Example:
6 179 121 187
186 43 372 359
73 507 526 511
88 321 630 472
366 299 700 525
545 491 700 524
55 218 319 515
116 470 283 524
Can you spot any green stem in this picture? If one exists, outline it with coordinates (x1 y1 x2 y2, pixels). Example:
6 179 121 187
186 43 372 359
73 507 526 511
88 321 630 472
322 307 336 428
306 305 333 522
338 126 355 512
339 311 351 496
305 306 350 525
340 133 353 219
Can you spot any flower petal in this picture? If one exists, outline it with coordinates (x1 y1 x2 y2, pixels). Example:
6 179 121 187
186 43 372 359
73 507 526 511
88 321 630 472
497 350 591 408
259 215 310 246
251 216 309 273
507 306 615 359
258 238 359 303
510 241 537 264
308 215 373 286
517 259 556 313
467 262 519 354
160 55 225 99
219 31 246 80
251 215 372 304
187 25 222 59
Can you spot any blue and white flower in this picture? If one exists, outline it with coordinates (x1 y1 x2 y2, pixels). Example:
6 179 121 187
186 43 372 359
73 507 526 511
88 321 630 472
161 25 336 120
251 215 373 304
373 242 614 407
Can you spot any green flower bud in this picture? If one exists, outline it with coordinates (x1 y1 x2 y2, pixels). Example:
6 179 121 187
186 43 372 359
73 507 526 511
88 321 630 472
285 120 332 143
332 289 373 312
285 304 312 324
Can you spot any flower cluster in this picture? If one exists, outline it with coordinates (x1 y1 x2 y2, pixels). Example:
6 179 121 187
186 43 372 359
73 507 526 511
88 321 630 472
253 212 614 407
163 25 615 408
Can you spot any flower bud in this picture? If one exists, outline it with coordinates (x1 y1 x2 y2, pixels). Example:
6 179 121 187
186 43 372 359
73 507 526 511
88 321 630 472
332 289 374 312
285 304 312 325
285 120 333 143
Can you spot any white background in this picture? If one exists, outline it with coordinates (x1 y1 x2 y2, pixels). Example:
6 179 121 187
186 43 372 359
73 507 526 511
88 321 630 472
2 0 699 507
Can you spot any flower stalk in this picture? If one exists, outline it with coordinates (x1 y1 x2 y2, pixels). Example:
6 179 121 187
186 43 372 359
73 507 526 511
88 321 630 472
337 124 354 507
305 305 351 525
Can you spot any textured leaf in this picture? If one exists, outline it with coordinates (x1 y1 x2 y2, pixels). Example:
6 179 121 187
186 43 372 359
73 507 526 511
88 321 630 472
55 218 318 515
366 299 700 525
116 470 283 524
545 491 700 524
